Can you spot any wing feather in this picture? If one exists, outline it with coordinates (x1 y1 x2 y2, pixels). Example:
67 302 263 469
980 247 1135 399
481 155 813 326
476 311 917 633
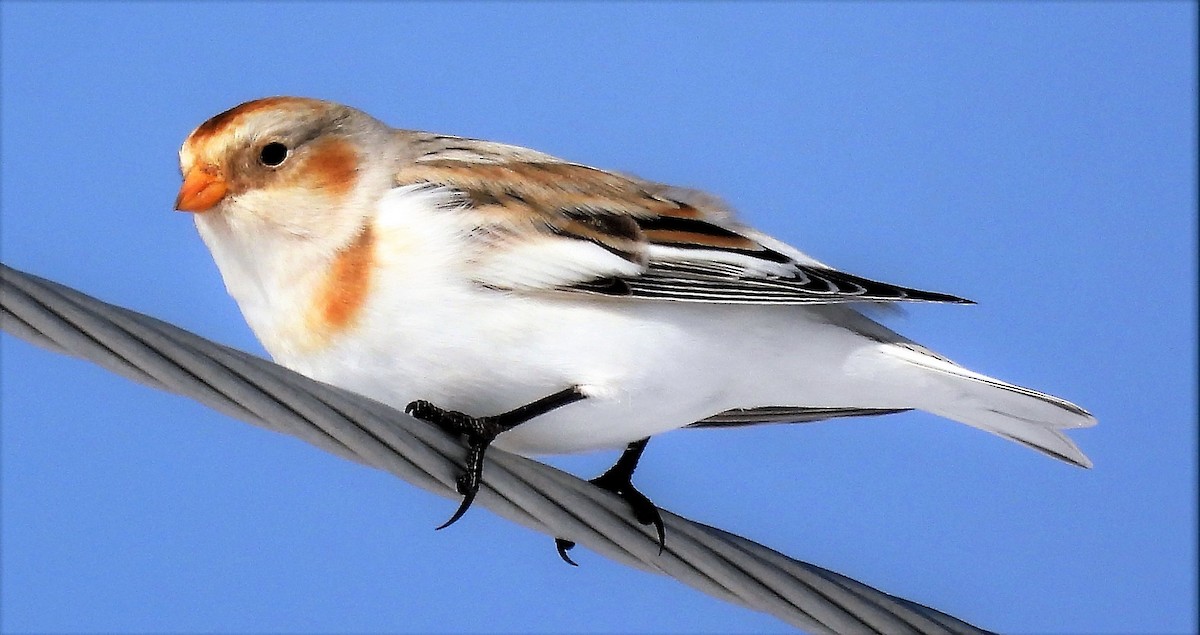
690 406 911 428
391 149 972 305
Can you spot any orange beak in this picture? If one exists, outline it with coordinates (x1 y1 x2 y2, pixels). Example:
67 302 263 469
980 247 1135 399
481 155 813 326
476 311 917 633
175 164 228 212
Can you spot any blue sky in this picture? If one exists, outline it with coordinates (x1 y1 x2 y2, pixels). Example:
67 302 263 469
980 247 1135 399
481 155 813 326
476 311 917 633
1 3 1195 633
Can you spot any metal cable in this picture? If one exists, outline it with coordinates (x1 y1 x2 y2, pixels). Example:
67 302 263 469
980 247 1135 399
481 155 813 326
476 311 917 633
1 262 993 634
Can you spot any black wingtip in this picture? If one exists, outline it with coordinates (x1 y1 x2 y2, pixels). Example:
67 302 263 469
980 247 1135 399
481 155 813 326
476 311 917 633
820 267 975 305
909 288 975 305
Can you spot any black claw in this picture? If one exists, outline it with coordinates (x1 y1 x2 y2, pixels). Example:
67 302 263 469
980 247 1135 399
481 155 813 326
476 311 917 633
550 437 665 562
649 512 666 555
404 388 588 532
590 472 666 555
436 481 478 530
554 538 579 566
436 438 492 529
405 399 497 530
404 399 438 420
405 400 475 436
617 485 666 554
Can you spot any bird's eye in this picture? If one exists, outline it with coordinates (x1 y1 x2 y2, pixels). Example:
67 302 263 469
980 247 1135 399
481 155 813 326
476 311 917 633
258 142 289 167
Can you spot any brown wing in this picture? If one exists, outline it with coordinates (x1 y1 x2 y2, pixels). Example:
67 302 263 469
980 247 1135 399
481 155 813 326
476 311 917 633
393 152 972 305
394 159 783 263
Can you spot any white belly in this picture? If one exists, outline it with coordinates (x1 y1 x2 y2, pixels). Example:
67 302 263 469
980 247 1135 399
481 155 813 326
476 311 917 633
278 284 885 456
197 186 907 457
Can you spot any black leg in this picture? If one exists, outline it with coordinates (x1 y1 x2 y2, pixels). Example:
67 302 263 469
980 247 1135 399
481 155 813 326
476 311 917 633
405 386 587 530
556 437 665 566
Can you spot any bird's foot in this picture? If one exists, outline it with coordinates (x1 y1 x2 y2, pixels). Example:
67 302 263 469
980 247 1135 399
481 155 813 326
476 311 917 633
405 400 507 529
405 387 587 530
555 438 664 565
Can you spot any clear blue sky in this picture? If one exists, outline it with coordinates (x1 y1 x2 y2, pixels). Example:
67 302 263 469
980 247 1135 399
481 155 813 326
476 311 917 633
1 3 1195 633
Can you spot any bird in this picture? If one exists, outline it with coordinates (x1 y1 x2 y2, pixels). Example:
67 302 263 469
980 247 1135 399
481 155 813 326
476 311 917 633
176 96 1095 563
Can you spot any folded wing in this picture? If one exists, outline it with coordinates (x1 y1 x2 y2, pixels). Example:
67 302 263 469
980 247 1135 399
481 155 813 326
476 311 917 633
392 145 971 306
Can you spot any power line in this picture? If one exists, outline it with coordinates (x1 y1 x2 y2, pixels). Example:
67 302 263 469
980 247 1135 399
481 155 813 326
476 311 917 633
1 263 991 634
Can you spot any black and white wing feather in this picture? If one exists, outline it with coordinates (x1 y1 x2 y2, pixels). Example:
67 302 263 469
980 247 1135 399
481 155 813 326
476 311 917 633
690 406 912 428
392 142 973 306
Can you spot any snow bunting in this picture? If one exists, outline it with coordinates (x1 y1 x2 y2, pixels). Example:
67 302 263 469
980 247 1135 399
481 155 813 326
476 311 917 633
177 96 1095 560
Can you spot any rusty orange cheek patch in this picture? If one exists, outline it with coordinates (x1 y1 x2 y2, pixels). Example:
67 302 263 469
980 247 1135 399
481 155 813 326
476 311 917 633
299 138 359 199
306 224 375 344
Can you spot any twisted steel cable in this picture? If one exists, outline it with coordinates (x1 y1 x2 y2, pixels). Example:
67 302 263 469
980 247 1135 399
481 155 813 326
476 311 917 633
1 262 992 634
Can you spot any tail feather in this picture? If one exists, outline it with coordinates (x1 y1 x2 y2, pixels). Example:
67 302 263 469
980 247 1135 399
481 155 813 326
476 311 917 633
882 344 1096 468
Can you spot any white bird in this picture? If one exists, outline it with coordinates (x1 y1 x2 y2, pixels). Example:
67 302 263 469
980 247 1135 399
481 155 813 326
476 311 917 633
176 96 1095 560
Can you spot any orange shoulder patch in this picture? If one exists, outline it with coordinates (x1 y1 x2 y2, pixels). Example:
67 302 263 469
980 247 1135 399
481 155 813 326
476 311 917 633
306 224 375 344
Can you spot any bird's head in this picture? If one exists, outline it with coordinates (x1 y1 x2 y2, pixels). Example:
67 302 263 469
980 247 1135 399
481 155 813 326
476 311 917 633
176 96 395 246
177 97 406 356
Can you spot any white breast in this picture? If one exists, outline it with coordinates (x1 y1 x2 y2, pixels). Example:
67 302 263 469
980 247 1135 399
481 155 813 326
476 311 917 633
203 185 891 456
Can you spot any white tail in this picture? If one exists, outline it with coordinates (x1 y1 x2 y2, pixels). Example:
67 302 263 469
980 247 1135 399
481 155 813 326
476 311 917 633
882 344 1096 468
